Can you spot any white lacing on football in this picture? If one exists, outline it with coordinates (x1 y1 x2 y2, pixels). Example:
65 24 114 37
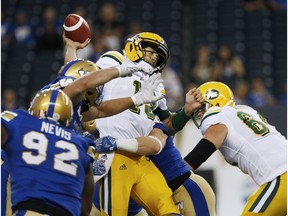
63 14 84 31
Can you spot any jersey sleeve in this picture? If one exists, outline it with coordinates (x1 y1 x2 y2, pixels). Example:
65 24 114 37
1 110 21 143
96 51 124 69
200 107 223 134
1 110 19 131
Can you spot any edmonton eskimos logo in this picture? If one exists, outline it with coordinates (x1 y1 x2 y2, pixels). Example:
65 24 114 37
205 89 219 100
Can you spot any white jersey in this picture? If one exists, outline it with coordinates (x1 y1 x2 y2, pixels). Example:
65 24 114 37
96 51 156 139
200 105 287 186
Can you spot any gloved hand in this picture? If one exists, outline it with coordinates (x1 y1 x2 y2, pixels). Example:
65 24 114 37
131 73 165 106
92 158 106 176
116 60 154 77
94 136 118 153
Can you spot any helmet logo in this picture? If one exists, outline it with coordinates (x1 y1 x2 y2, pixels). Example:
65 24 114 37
78 68 88 77
205 89 219 100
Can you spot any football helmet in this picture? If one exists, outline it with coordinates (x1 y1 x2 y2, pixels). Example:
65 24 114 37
29 89 73 126
192 81 235 128
58 59 103 107
123 32 169 72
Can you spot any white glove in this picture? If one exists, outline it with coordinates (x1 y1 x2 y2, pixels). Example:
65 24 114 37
131 73 165 106
116 60 154 77
153 83 168 109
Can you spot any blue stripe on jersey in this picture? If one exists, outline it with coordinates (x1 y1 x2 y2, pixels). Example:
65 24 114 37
183 178 210 216
60 59 82 76
47 90 58 118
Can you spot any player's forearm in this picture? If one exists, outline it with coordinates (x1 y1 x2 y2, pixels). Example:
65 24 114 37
116 136 164 155
64 44 78 64
95 97 134 118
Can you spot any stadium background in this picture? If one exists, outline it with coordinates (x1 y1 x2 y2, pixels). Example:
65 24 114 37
1 0 287 215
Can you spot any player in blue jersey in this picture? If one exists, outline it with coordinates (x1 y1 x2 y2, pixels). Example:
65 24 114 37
1 89 95 216
1 150 12 216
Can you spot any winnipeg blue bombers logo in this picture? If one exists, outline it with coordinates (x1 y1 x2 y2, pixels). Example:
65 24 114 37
205 89 219 100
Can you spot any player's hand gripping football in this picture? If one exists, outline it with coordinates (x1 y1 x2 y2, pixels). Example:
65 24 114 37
131 73 164 106
62 33 90 50
116 60 154 77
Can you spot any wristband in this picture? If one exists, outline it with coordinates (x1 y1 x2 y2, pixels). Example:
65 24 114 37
154 107 171 121
148 136 163 155
171 107 191 131
184 138 216 170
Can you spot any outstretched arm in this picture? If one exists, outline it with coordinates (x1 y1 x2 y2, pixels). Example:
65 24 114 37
82 73 164 121
93 126 168 155
159 88 204 134
184 124 227 170
63 33 90 64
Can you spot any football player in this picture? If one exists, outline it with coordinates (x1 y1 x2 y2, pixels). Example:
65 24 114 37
185 81 287 216
1 89 95 216
1 150 11 216
82 32 215 215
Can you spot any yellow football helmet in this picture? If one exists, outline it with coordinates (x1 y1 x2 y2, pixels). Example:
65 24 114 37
192 81 235 128
58 59 103 107
123 32 169 72
29 89 73 126
199 81 235 108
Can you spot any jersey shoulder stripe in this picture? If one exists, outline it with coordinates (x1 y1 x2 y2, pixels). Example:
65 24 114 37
201 107 221 124
101 51 124 65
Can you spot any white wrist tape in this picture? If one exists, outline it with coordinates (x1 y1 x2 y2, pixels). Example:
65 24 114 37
116 138 138 153
130 95 137 106
148 136 163 155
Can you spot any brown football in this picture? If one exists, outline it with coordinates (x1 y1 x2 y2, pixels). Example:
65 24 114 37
63 14 91 43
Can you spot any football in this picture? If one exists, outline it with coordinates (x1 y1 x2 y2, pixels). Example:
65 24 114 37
63 14 91 43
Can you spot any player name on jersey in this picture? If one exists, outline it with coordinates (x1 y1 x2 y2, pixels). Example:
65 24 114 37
40 121 72 140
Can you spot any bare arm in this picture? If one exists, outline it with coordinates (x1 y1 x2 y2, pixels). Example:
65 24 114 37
63 33 90 64
94 127 168 155
134 128 167 155
81 164 94 216
203 124 228 149
1 125 8 148
82 97 134 121
162 88 204 134
63 67 120 106
184 124 228 170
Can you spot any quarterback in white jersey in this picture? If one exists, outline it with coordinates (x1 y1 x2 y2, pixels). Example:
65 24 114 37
92 33 183 215
186 81 287 216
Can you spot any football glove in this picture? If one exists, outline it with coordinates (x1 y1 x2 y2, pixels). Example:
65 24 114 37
94 136 118 153
92 158 106 176
131 73 164 106
116 60 154 77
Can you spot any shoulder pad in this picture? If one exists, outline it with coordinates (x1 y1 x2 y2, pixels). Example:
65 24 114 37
235 105 251 110
201 106 221 123
1 110 18 122
96 51 124 69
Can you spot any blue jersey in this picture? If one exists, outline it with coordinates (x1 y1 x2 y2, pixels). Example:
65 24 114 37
1 150 10 216
1 110 94 216
149 124 190 184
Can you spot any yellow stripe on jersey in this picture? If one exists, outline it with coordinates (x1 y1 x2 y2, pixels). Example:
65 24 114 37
201 107 221 124
101 51 124 65
1 111 18 122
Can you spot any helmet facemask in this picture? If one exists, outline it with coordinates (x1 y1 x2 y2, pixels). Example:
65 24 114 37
124 32 170 73
192 101 211 128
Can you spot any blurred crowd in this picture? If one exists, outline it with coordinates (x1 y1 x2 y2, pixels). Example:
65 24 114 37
1 1 287 113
